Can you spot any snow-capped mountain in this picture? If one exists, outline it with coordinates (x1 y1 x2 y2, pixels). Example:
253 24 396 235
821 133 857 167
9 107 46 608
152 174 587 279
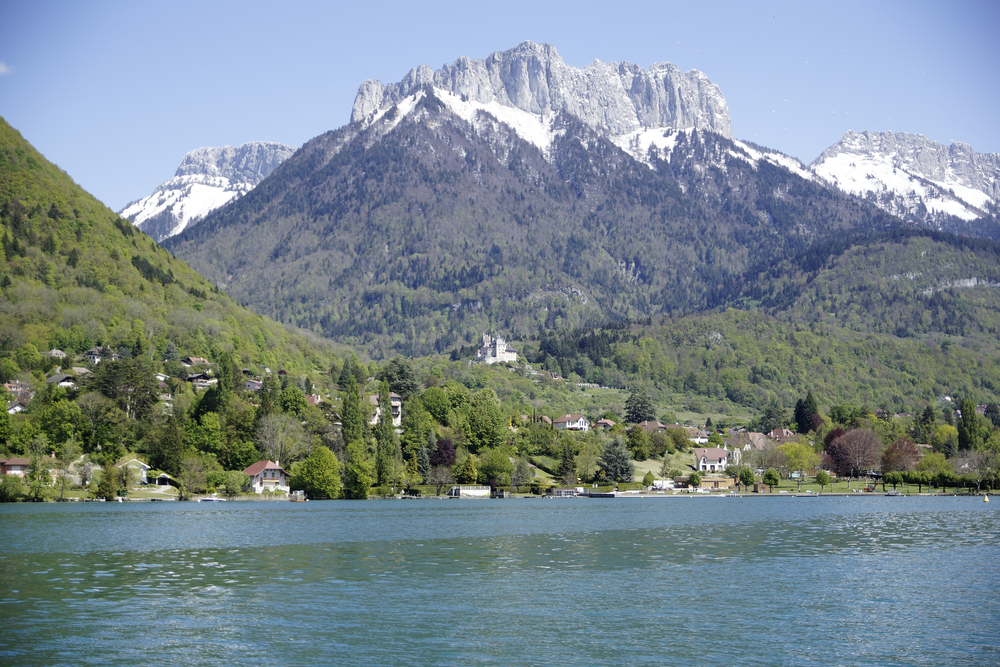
351 41 811 179
121 141 295 241
811 130 1000 227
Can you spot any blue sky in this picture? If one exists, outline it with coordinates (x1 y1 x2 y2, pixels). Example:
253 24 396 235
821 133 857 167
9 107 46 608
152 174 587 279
1 0 998 212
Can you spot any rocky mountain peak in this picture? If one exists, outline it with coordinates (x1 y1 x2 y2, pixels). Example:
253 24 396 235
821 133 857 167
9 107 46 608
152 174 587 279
120 141 295 242
351 41 731 139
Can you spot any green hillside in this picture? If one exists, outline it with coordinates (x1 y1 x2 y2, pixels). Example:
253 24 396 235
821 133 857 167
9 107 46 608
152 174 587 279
0 116 338 377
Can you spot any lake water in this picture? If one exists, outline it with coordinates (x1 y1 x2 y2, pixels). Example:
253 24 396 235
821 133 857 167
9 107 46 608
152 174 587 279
1 496 998 666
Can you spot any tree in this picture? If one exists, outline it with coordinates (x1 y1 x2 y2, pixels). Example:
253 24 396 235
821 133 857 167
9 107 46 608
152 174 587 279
626 425 650 461
957 398 981 451
25 438 52 502
278 386 308 416
95 468 116 501
931 425 959 456
55 436 79 501
178 454 209 500
763 468 780 492
815 469 831 492
557 441 577 487
421 387 451 426
456 455 478 484
778 442 819 491
881 437 920 473
376 357 419 400
479 447 514 487
826 429 882 488
757 399 787 434
255 413 307 467
340 374 364 446
687 471 702 490
598 436 635 484
737 466 755 491
625 392 655 424
291 446 342 499
375 381 395 486
883 471 903 491
88 358 158 421
427 465 455 495
344 441 374 499
400 397 432 459
511 457 532 492
465 388 505 452
642 470 655 488
76 392 122 453
221 470 249 496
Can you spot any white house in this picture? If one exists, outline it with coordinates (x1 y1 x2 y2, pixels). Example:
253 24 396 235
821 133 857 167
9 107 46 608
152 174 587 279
553 414 590 432
368 392 402 427
694 447 730 472
119 458 151 485
243 461 290 494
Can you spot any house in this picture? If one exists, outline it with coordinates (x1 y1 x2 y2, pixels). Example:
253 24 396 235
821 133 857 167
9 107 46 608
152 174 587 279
305 394 322 406
536 415 552 427
154 373 169 383
7 398 30 415
553 414 590 432
476 334 518 365
243 461 290 494
368 392 402 427
769 428 796 440
45 373 76 388
0 457 30 477
46 349 68 360
595 418 616 430
246 379 263 391
83 346 119 364
119 458 151 485
181 356 210 367
186 373 217 391
694 447 730 472
637 420 667 433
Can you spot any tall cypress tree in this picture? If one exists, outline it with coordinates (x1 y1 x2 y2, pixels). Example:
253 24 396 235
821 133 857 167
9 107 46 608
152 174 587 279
340 374 364 446
375 381 394 486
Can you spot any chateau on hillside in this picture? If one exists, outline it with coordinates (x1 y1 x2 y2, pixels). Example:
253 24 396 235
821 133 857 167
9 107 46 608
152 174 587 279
477 334 517 365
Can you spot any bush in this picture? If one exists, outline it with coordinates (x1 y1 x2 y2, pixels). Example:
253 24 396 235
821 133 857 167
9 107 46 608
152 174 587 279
0 475 26 502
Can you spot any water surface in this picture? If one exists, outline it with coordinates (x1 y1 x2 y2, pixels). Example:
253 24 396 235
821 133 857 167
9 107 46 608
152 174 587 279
1 496 997 666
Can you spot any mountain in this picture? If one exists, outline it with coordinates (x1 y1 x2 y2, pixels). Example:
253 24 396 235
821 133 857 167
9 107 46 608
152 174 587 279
352 40 733 139
163 42 902 358
120 141 295 242
811 130 1000 236
0 117 334 377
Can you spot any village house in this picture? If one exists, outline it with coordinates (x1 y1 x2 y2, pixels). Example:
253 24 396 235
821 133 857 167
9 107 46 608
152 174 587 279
595 418 616 430
476 334 518 365
637 420 667 433
243 461 290 494
83 346 119 365
46 348 68 360
45 373 76 389
368 392 402 427
119 458 151 485
693 447 730 472
181 356 211 367
553 414 590 432
186 373 217 391
0 457 30 477
245 379 264 391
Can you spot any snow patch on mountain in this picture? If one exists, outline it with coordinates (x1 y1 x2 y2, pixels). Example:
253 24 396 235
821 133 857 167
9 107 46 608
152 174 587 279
811 131 999 225
121 141 294 241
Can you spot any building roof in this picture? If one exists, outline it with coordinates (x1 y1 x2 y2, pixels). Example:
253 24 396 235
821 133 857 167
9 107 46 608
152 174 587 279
554 414 585 424
694 447 729 461
243 460 290 477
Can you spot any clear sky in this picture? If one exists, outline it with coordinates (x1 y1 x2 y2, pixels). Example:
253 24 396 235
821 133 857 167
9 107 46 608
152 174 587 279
1 0 998 212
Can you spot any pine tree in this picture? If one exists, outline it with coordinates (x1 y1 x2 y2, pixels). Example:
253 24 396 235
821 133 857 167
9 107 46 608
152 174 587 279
598 436 634 484
557 441 576 486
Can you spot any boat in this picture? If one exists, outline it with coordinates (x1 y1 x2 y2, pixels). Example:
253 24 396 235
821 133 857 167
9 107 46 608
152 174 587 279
289 490 308 502
885 490 902 496
199 495 227 502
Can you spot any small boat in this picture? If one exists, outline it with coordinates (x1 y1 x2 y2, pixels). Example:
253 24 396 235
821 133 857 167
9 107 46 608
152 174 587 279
885 490 902 496
199 495 227 502
289 490 308 502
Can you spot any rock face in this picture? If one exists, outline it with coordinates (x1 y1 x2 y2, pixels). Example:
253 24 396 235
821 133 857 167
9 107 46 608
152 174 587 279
121 141 295 241
351 41 731 139
811 130 1000 226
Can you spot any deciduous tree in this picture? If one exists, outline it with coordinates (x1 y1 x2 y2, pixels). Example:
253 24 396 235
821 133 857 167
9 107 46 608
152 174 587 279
291 446 342 499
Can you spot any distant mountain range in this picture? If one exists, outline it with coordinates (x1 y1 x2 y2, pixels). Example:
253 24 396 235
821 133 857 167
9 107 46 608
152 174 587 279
152 42 999 357
120 141 294 241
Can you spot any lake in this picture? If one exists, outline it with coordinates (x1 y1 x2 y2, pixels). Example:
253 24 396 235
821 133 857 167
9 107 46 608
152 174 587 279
1 496 998 666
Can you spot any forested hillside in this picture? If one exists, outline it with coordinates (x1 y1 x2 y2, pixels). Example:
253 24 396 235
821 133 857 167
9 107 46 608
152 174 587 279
0 117 338 377
164 90 900 357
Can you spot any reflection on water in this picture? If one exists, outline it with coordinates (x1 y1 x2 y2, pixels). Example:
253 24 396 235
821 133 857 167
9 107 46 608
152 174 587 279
1 497 998 666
